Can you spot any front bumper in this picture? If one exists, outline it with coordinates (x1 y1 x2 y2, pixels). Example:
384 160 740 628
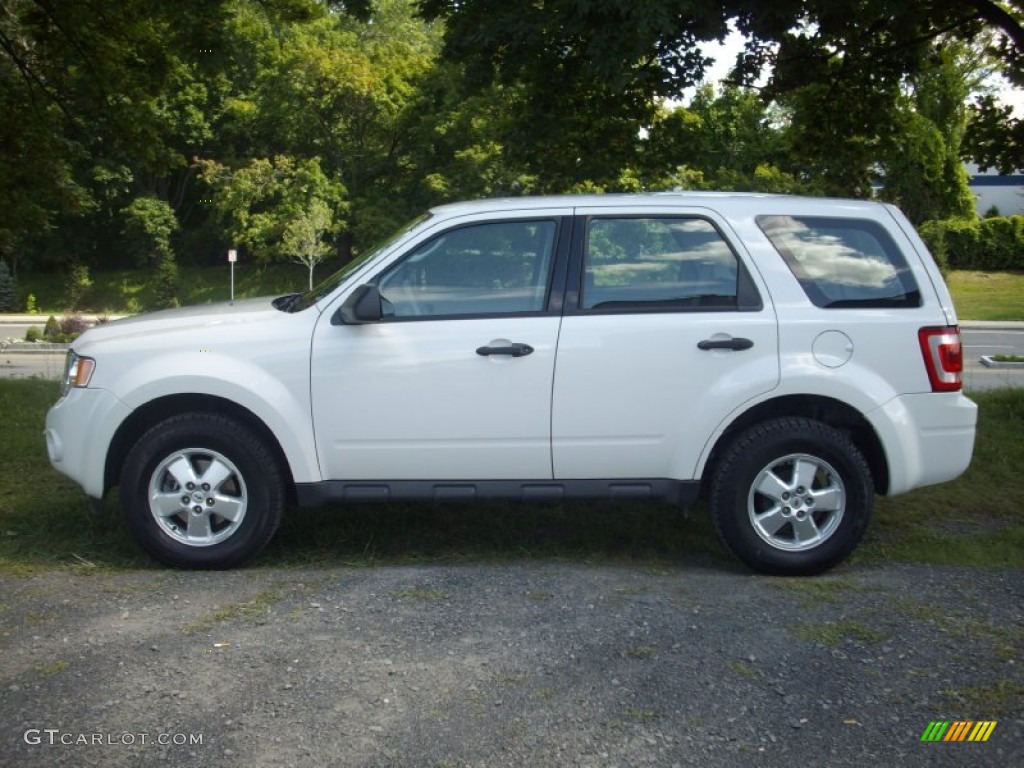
44 387 131 499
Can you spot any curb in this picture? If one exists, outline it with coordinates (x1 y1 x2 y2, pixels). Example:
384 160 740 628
0 314 128 324
0 342 69 354
980 355 1024 369
960 321 1024 331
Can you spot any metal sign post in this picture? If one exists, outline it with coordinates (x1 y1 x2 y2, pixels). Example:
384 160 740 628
228 249 237 303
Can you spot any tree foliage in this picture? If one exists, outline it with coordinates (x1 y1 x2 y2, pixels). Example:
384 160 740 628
879 40 983 222
0 0 239 258
199 155 346 269
124 197 179 266
423 0 1024 196
966 95 1024 172
0 260 17 312
282 199 334 289
1 0 1023 306
642 86 799 193
123 196 181 308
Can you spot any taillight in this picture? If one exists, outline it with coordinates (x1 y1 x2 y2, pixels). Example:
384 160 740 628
918 327 963 392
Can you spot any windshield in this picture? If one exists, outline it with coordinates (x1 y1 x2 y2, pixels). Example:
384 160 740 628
283 212 431 312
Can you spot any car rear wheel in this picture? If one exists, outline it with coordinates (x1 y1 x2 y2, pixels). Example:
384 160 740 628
709 417 873 575
120 413 284 568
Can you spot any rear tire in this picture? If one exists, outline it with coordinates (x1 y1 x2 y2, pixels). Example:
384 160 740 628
708 417 873 575
120 413 284 568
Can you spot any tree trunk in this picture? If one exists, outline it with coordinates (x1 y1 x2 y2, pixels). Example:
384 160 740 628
337 230 355 264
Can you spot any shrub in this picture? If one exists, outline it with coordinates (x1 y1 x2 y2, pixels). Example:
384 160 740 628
917 220 949 273
24 326 42 342
59 314 90 339
43 315 60 339
942 218 982 269
918 215 1024 271
977 217 1018 269
65 264 93 310
121 279 142 315
25 293 38 314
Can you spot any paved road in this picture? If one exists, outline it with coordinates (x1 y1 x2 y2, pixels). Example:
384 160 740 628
0 352 66 380
959 326 1024 391
1 320 50 344
963 326 1024 357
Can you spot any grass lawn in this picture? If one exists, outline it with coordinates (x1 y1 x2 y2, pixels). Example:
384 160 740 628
945 270 1024 321
8 267 1024 321
1 380 1020 574
15 261 322 316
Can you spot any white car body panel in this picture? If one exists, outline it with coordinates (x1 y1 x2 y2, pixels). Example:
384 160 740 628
49 297 322 485
311 315 561 479
45 387 132 498
552 310 780 479
868 392 978 495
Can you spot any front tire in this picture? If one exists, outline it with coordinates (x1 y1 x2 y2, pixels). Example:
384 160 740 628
709 417 873 576
120 413 284 568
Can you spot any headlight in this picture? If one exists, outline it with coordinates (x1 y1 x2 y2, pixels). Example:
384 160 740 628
60 351 96 397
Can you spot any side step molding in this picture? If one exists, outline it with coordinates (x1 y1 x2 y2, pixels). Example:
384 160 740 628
295 479 699 507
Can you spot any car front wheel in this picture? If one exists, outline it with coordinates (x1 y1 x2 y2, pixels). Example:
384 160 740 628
120 413 284 568
709 417 873 575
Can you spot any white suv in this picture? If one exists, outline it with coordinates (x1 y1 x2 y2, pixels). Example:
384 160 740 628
44 194 977 574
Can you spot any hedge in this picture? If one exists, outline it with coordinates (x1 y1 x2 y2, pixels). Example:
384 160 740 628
918 215 1024 271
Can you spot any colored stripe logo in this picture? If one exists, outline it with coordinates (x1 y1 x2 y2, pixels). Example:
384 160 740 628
921 721 997 742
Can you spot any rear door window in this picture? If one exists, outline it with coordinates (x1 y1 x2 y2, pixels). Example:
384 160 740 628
581 217 755 310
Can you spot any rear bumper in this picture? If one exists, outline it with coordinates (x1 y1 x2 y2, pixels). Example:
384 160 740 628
870 392 978 496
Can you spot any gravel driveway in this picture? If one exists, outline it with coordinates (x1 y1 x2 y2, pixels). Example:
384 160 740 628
1 562 1021 767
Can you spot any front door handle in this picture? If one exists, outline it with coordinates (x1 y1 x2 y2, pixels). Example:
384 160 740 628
697 337 754 351
476 342 534 358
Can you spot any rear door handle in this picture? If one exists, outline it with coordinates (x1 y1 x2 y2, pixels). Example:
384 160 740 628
476 342 534 357
697 337 754 351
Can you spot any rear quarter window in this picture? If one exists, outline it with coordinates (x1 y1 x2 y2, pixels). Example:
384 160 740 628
757 215 921 308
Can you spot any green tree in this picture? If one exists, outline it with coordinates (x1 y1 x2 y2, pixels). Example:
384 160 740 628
0 259 17 312
0 1 235 262
231 0 440 251
124 197 180 267
401 65 540 203
282 199 334 289
642 86 798 192
879 40 985 222
966 95 1024 173
0 0 340 272
420 0 733 191
421 1 1024 193
199 155 346 278
64 264 93 311
124 196 181 308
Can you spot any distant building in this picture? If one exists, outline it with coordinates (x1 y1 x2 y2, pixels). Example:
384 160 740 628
967 163 1024 216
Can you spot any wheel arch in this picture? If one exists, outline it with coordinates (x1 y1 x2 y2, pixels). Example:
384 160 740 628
701 395 889 497
105 394 297 503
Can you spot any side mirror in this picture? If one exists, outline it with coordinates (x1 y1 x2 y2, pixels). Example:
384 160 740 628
337 284 383 325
